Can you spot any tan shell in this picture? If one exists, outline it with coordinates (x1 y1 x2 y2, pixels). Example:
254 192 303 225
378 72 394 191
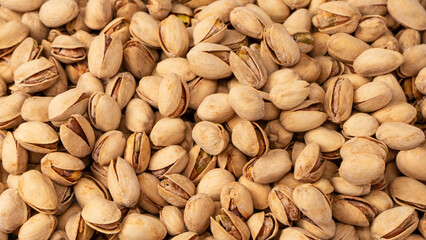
187 43 232 80
0 92 27 129
41 152 85 186
158 73 190 118
81 197 121 234
304 127 345 153
88 92 121 132
396 147 426 181
339 153 385 185
390 177 426 212
158 14 189 58
18 213 56 240
51 35 86 64
340 136 388 161
371 206 419 240
324 77 354 124
48 88 89 125
210 208 251 240
268 184 300 226
279 100 328 132
137 173 168 214
119 213 167 240
130 12 160 48
158 174 195 207
263 23 300 67
105 72 136 110
183 145 217 184
14 121 59 153
387 0 426 31
0 189 29 233
376 122 425 150
220 182 253 220
353 48 404 77
0 20 29 57
197 168 235 201
148 145 189 179
312 1 361 34
184 193 215 234
59 114 95 158
192 121 229 156
197 93 235 123
65 212 94 240
159 205 185 236
332 195 377 227
327 33 371 63
193 15 227 44
14 57 59 93
232 121 269 157
331 177 371 197
74 175 110 209
123 132 151 174
279 227 320 240
239 175 271 210
87 33 123 79
247 212 279 240
293 184 332 225
2 131 28 175
124 98 155 133
92 130 126 166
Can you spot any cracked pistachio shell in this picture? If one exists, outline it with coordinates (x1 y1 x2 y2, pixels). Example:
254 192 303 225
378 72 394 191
232 121 268 157
247 212 279 240
81 197 121 234
0 189 29 233
158 14 189 58
293 184 332 225
256 0 290 22
355 15 388 43
18 170 58 214
263 23 300 67
21 96 52 123
10 37 43 72
158 73 190 118
339 153 385 185
192 121 229 155
230 6 269 39
148 145 188 179
136 76 162 109
183 145 217 184
170 232 199 240
219 29 248 51
146 0 172 20
48 88 89 126
332 223 359 240
229 46 268 89
288 54 321 83
88 92 121 132
312 1 361 34
376 122 425 150
60 114 95 157
332 195 377 227
388 0 426 31
294 143 325 183
371 101 416 124
304 126 345 153
193 15 227 44
39 0 78 28
14 57 59 93
228 85 264 121
371 206 419 240
92 130 126 166
197 168 235 202
123 132 150 174
51 35 86 64
268 184 301 226
84 0 112 30
244 149 292 184
327 33 371 63
340 136 388 161
330 177 371 197
158 174 195 208
396 147 426 181
279 100 328 132
324 76 354 124
41 152 85 186
18 213 56 240
188 77 217 110
74 175 110 209
310 32 330 57
184 193 215 234
399 44 426 77
14 121 59 153
197 93 235 123
390 177 426 212
119 213 167 240
123 39 157 80
2 131 28 175
124 98 155 133
349 0 387 16
315 56 344 84
415 67 426 95
264 120 292 149
270 80 310 110
187 43 232 79
65 212 94 240
108 157 140 208
279 227 320 240
217 144 247 178
105 72 136 110
100 17 130 44
362 190 393 214
129 12 160 48
0 20 28 58
373 74 407 102
210 208 250 240
371 34 399 51
137 173 168 214
159 205 185 236
220 182 253 221
87 33 123 79
353 81 392 112
156 57 196 82
353 48 404 77
239 175 270 210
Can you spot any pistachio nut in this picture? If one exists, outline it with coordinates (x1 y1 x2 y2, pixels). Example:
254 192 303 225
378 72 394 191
194 0 238 23
10 37 43 72
353 81 393 112
353 48 404 77
0 189 29 233
107 158 139 208
339 153 385 185
343 113 379 138
146 0 172 20
88 92 121 132
41 152 85 186
332 195 377 227
188 77 217 110
197 168 235 201
396 147 426 181
159 205 185 236
230 6 271 39
331 177 371 197
238 175 271 210
399 44 426 78
48 88 89 126
415 67 426 95
263 23 300 67
81 197 121 234
197 93 235 123
74 175 110 209
14 121 59 153
158 14 189 58
2 131 28 175
148 145 188 178
105 72 136 110
193 15 227 44
84 0 112 30
228 85 265 121
268 184 301 226
341 136 388 162
371 206 419 240
310 32 330 57
231 121 268 157
279 227 320 240
59 114 95 157
100 17 130 44
246 212 278 240
355 15 388 43
184 193 215 234
324 77 354 124
376 122 425 150
294 143 325 183
316 56 344 84
51 35 86 64
183 145 217 184
18 213 57 240
0 91 27 129
137 173 168 214
210 208 251 240
156 57 196 82
18 169 58 214
129 11 160 48
387 0 426 31
217 144 247 178
65 211 94 240
39 0 78 28
123 132 150 174
304 126 345 153
371 34 399 51
21 96 52 123
220 182 253 221
0 21 29 58
158 73 190 118
14 57 59 93
279 100 328 132
372 101 417 124
136 76 162 108
158 174 195 207
87 33 123 79
192 121 229 155
119 213 167 240
269 80 310 110
187 43 232 80
124 98 155 133
327 33 371 63
312 1 361 34
264 120 293 149
92 130 126 166
362 190 393 215
390 177 426 212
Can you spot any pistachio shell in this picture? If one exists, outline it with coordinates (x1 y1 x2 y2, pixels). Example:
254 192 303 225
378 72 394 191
197 168 235 201
184 193 215 234
41 152 85 186
108 157 140 208
18 213 56 240
160 206 185 236
81 197 121 234
14 121 59 153
119 213 167 240
339 153 385 185
376 122 425 150
353 48 404 77
390 177 426 212
371 206 418 240
387 0 426 31
0 189 29 233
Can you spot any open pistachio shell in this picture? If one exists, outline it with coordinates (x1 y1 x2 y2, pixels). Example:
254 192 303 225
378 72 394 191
108 157 140 208
137 173 168 214
332 195 377 227
65 211 95 240
183 145 217 184
371 206 419 240
123 132 150 174
247 212 279 240
210 208 251 240
41 152 85 186
158 174 196 207
14 121 59 153
231 121 269 158
220 182 253 221
387 0 426 31
148 145 189 179
268 184 301 226
390 177 426 212
74 175 110 209
59 114 95 158
81 197 121 234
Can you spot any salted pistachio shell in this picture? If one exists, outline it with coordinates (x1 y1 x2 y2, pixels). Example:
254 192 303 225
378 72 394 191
288 54 321 83
355 15 388 43
170 232 199 240
187 77 217 110
304 127 345 153
371 34 399 51
51 35 86 64
362 190 393 215
247 212 278 240
342 113 379 138
81 197 121 234
74 175 110 209
123 39 157 80
124 98 155 133
197 93 235 123
0 189 29 233
105 72 136 110
279 99 326 132
373 74 407 103
65 211 94 240
87 33 123 79
10 37 43 72
108 157 140 208
229 46 267 89
0 92 27 129
21 96 52 123
18 170 58 214
268 184 301 226
92 130 126 166
376 122 425 150
312 1 361 34
88 92 121 132
353 48 404 77
14 121 58 153
41 152 84 186
123 132 150 174
158 14 189 58
119 213 167 240
264 120 293 149
387 0 426 31
14 57 59 93
136 76 161 108
18 213 56 240
54 183 74 215
137 173 168 214
415 67 426 95
315 56 344 84
332 223 359 240
293 184 333 225
353 81 392 112
158 174 195 208
270 80 310 110
349 0 387 16
187 43 232 80
193 15 227 44
84 0 112 29
158 73 189 118
396 147 426 181
210 208 251 240
39 0 78 28
331 177 371 197
228 85 264 121
148 145 188 179
324 77 354 124
129 12 160 48
219 29 248 51
48 88 89 126
184 193 215 235
371 206 419 240
217 144 247 178
197 168 235 201
339 153 385 185
340 136 388 162
159 205 185 236
279 227 320 240
220 182 253 221
390 177 426 212
232 121 268 157
192 121 229 156
263 23 300 67
229 6 269 39
183 145 217 184
146 0 172 20
243 149 292 184
156 57 196 83
256 0 289 22
332 195 377 227
100 17 130 44
59 114 95 158
399 44 426 77
194 0 238 22
372 101 417 124
294 143 325 183
2 131 28 175
239 176 271 210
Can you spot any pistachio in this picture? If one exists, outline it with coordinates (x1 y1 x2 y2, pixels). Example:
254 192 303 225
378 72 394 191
148 145 189 179
41 152 85 186
158 14 189 58
87 33 123 79
268 184 301 226
88 92 121 132
376 122 425 150
39 0 79 28
353 48 404 77
324 77 354 123
184 193 215 234
119 213 167 240
371 206 419 240
0 189 29 233
81 197 121 234
231 121 268 157
228 85 265 121
192 121 229 155
158 174 195 207
92 130 126 166
210 208 251 240
312 1 361 34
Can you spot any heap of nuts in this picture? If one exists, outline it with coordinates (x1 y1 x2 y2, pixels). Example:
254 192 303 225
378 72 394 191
0 0 426 239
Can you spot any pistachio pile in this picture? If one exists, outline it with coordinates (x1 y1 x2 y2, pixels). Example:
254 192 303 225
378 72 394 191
0 0 426 239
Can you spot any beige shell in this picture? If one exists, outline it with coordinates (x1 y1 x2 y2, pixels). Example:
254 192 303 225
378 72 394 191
18 213 56 240
387 0 426 31
51 35 86 64
396 147 426 181
339 153 385 185
108 157 140 208
81 197 121 234
353 48 404 77
197 168 235 201
183 145 217 184
119 213 167 240
193 15 227 44
88 92 121 132
280 100 327 133
65 211 94 240
371 206 418 240
41 152 85 186
160 206 185 236
92 130 126 166
184 193 215 234
220 182 253 220
376 122 425 150
197 93 235 123
312 1 361 34
158 174 196 207
304 127 345 153
74 175 110 209
124 98 155 133
123 132 151 174
268 184 300 226
0 20 29 57
14 57 59 93
158 14 189 58
210 208 251 240
332 195 377 227
187 43 232 80
59 114 95 158
390 177 426 212
331 177 371 197
232 121 269 157
48 88 89 126
192 121 229 156
293 184 333 225
0 189 29 233
239 175 271 210
247 212 279 240
137 173 168 214
148 145 188 179
14 121 58 153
